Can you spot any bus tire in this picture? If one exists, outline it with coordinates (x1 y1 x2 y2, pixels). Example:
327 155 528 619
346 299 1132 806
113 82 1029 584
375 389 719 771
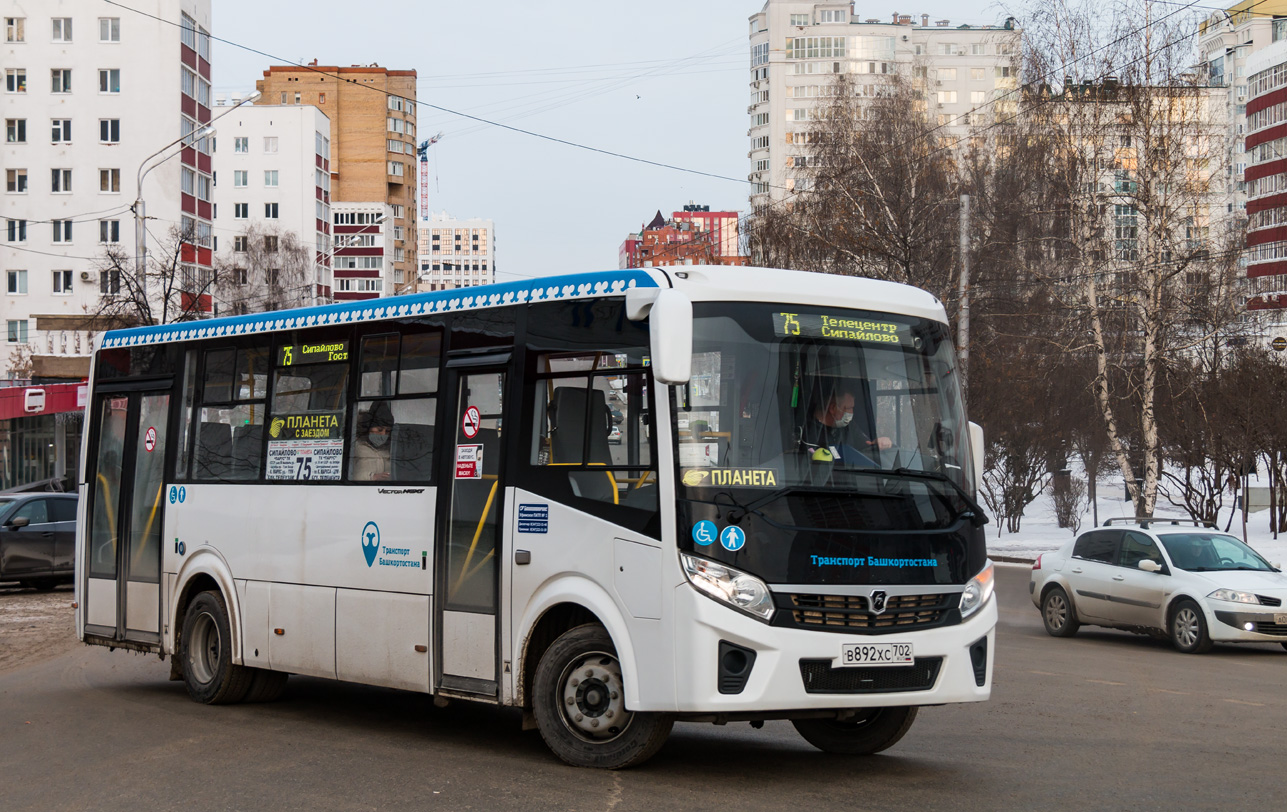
532 623 672 769
180 590 253 705
243 668 289 703
792 706 918 755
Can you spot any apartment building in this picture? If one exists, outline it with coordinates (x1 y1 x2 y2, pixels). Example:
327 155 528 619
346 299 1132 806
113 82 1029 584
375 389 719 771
211 102 332 313
1 0 213 379
1244 39 1287 330
619 205 748 268
417 211 495 291
748 2 1019 205
332 200 393 301
255 63 417 295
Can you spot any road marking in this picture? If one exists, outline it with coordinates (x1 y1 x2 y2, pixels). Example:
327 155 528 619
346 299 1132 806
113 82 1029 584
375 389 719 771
1148 688 1188 696
1028 670 1061 676
1086 679 1126 686
1222 698 1265 707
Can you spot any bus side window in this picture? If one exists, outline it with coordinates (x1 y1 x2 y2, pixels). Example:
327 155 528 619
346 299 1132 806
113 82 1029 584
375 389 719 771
192 343 270 482
349 329 441 483
267 361 348 482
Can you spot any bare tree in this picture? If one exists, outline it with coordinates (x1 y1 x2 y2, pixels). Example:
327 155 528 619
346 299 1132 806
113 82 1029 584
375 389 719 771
213 223 315 316
91 224 219 327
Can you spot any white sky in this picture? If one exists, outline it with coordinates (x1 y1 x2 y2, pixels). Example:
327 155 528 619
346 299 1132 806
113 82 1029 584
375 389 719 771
208 1 1008 279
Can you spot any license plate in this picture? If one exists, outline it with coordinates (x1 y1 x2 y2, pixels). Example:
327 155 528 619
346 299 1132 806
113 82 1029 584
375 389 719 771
1275 613 1287 626
837 642 914 668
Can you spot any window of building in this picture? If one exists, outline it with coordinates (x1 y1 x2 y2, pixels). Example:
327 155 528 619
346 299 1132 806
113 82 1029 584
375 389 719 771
938 68 957 81
388 161 404 177
7 168 28 192
971 43 986 56
51 168 71 193
181 69 195 98
265 203 279 219
5 17 23 42
197 174 211 202
996 66 1013 79
99 119 119 143
233 170 247 187
52 17 72 42
6 218 27 242
98 68 120 93
971 90 985 104
318 92 326 104
264 170 278 187
100 270 121 295
5 118 24 143
5 68 26 93
234 202 248 219
7 320 29 344
51 69 71 93
52 220 71 242
937 90 957 104
789 13 810 25
7 269 27 294
971 67 986 81
52 270 72 294
819 9 844 22
180 12 196 48
100 219 120 243
263 136 278 153
100 17 120 42
100 168 120 193
234 235 248 252
234 136 248 153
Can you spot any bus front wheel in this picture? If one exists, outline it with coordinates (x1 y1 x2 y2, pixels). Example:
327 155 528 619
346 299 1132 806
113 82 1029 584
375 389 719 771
180 590 254 704
792 706 918 755
532 623 672 769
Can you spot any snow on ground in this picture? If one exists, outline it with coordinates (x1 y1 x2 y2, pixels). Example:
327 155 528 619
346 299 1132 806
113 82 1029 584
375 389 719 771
985 476 1287 564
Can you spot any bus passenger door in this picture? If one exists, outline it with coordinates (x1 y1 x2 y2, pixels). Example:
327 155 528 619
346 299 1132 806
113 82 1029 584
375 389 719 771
435 362 508 698
84 389 171 647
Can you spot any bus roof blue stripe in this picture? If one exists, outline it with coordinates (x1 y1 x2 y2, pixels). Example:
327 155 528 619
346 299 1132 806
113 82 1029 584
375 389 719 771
99 269 658 349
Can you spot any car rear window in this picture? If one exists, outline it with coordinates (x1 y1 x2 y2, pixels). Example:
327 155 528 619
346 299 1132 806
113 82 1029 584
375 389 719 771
1073 530 1117 564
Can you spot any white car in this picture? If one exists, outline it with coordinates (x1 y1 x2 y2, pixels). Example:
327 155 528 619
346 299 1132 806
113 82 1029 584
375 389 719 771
1029 519 1287 654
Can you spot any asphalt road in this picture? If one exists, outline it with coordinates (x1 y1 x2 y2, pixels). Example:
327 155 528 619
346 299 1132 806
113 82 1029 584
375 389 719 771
1 565 1283 812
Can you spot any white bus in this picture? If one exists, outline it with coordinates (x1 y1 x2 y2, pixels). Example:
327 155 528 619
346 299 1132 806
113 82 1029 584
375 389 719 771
75 266 994 768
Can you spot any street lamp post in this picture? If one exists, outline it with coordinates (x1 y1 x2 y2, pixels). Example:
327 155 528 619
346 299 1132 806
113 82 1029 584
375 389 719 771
132 90 261 282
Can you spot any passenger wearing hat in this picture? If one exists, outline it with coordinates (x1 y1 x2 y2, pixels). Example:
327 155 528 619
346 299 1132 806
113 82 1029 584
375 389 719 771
352 401 394 481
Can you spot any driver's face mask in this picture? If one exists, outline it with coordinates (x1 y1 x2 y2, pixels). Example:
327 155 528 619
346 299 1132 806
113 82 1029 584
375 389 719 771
835 409 854 428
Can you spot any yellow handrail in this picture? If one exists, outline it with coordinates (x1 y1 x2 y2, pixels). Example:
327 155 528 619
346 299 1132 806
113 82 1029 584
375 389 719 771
450 478 499 598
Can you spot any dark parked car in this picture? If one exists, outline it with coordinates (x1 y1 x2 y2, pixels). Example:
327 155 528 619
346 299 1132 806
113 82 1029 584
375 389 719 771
0 494 77 590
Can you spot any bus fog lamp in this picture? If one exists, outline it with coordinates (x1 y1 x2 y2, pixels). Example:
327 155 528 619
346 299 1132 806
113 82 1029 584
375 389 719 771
681 553 775 622
959 562 995 619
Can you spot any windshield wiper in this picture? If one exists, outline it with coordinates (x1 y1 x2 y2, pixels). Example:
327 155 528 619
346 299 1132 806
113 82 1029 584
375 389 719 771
884 468 989 527
724 486 886 524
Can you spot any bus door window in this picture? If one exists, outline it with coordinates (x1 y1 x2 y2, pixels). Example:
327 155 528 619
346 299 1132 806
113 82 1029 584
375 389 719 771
173 350 197 480
445 371 504 611
88 397 128 577
126 394 169 583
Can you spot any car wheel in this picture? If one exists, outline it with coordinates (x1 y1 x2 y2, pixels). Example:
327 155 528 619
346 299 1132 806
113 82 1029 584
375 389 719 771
1042 586 1080 637
180 590 254 704
1169 600 1213 654
532 623 673 769
792 707 918 755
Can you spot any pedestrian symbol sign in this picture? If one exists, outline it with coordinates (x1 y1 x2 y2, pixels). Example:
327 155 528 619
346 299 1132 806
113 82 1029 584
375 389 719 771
462 406 481 439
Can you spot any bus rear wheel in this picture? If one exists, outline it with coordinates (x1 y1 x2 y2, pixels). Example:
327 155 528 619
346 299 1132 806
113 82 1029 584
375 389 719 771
792 706 918 755
180 590 253 704
532 623 672 769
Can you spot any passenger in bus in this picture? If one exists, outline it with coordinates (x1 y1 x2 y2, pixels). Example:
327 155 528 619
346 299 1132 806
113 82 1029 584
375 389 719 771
803 386 891 467
352 401 393 481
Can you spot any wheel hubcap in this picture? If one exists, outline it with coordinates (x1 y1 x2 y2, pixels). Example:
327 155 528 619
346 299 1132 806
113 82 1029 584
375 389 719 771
558 651 632 743
188 611 220 685
1175 609 1199 648
1046 596 1067 629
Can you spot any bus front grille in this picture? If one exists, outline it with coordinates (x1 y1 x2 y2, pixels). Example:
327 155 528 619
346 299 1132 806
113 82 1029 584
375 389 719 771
799 657 943 694
780 592 959 634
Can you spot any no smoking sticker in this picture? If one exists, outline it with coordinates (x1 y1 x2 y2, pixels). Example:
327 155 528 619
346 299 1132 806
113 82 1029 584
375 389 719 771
462 406 481 439
144 426 157 452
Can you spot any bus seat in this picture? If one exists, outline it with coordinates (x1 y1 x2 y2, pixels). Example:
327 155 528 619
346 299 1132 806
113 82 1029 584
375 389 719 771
230 424 263 480
391 423 434 481
195 422 233 480
549 387 616 502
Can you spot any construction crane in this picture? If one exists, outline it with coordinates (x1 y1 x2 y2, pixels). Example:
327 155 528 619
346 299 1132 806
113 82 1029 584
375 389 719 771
417 132 443 221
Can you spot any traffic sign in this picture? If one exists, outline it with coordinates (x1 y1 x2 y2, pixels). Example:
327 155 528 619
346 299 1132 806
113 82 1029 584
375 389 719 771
462 406 481 439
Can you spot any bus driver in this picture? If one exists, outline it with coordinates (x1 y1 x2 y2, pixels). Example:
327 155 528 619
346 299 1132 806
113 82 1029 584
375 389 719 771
803 386 891 467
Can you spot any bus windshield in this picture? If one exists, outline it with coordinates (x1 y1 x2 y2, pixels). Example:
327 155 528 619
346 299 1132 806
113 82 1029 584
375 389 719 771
675 302 974 499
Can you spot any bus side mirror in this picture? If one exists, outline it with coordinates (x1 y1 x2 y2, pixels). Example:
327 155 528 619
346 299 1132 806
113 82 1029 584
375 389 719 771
969 421 985 494
629 288 692 385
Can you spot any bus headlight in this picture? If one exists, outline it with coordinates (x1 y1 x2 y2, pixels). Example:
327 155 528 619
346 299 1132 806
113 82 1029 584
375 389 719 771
959 561 995 619
681 553 775 622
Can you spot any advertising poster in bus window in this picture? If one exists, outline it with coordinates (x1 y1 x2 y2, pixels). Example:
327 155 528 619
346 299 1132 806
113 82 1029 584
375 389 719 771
266 411 345 480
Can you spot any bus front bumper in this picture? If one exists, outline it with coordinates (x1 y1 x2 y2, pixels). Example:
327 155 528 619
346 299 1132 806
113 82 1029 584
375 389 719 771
668 584 996 714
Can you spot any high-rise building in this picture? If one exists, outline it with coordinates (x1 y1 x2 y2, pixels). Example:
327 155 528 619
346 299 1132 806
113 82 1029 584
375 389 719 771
748 2 1019 206
417 212 495 291
255 63 417 296
1244 38 1287 332
1 0 214 379
332 201 394 300
211 102 332 313
1198 3 1287 219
